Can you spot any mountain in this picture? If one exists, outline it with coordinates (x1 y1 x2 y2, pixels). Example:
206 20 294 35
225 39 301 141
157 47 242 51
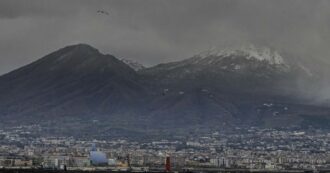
0 44 147 125
141 45 305 96
140 45 330 128
0 44 329 136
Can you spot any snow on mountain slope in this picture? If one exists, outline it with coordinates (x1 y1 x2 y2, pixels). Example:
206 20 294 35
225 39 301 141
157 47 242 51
121 59 145 71
195 45 288 66
143 45 293 77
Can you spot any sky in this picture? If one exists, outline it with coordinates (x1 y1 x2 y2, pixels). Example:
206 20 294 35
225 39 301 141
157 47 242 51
0 0 330 75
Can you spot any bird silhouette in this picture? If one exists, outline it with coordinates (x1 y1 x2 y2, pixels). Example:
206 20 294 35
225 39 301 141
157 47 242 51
97 10 110 15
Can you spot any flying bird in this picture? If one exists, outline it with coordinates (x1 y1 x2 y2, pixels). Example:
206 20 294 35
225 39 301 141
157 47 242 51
97 10 110 15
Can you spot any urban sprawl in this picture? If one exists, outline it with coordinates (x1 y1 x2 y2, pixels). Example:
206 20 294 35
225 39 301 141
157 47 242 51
0 125 330 172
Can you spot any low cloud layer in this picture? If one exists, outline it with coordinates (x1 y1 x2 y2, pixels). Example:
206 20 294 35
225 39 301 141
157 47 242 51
0 0 330 75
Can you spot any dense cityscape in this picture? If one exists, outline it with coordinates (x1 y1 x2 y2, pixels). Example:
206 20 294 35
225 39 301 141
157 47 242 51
1 125 330 172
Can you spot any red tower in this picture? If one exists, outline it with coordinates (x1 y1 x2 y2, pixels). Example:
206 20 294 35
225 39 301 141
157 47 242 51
165 156 171 172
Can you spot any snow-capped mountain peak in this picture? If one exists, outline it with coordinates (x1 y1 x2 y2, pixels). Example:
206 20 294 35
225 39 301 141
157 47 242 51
196 45 287 65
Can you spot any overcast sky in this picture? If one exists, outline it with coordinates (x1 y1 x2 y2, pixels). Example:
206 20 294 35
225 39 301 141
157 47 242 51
0 0 330 75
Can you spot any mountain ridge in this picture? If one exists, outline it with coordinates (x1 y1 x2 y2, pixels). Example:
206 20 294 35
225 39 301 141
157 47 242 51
0 43 329 134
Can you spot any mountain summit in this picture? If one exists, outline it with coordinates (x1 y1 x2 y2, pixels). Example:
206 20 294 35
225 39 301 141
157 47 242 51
196 45 286 65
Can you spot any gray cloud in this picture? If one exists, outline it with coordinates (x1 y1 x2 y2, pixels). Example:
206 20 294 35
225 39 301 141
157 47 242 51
0 0 330 75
